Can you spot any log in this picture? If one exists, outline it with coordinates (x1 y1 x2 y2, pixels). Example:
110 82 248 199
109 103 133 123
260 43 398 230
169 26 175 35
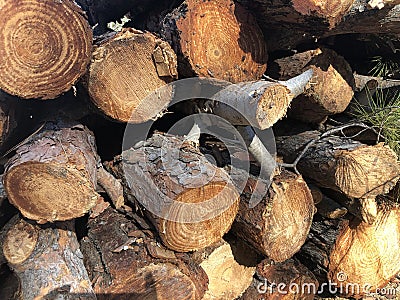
3 120 100 223
2 217 95 299
107 132 240 252
239 258 319 299
80 206 208 299
269 48 355 124
239 0 400 51
177 239 258 300
0 0 92 99
86 28 177 123
297 209 400 298
207 69 313 129
276 130 400 199
231 171 315 262
161 0 268 82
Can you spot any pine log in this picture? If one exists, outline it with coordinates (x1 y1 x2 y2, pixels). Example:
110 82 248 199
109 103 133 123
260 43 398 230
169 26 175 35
269 48 355 123
161 0 268 82
3 120 100 223
206 69 313 129
0 0 92 99
107 132 240 252
2 217 95 299
276 130 400 199
231 171 315 262
80 207 208 299
239 0 400 51
239 258 319 300
297 209 400 298
87 28 177 123
177 239 258 300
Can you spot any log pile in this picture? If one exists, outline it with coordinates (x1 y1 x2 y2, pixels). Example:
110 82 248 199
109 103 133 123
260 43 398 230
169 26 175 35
0 0 399 299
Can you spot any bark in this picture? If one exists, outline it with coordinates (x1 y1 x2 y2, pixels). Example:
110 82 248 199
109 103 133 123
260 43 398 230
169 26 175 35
161 0 268 83
315 195 348 219
231 171 315 262
96 167 125 209
86 28 177 123
309 183 323 204
0 0 92 99
0 265 21 300
276 130 400 199
2 217 95 299
239 258 319 300
0 93 17 149
238 0 400 51
107 132 240 252
297 209 400 298
3 120 100 223
269 48 355 123
80 207 208 300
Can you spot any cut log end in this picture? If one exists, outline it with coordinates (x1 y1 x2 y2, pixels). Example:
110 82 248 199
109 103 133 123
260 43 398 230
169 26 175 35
256 85 291 128
329 208 400 298
4 162 99 223
88 28 177 123
0 0 92 99
160 182 239 252
264 175 315 261
168 0 267 82
200 242 255 300
232 172 315 262
335 143 400 199
3 220 38 265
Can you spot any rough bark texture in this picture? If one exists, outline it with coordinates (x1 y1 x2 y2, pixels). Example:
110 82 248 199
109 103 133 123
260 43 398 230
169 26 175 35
107 132 240 252
162 0 268 82
240 258 319 299
315 195 348 219
269 48 355 123
80 207 208 300
0 93 17 149
0 0 92 99
238 0 400 50
87 28 177 123
231 171 315 262
4 120 100 223
276 130 400 199
3 218 95 299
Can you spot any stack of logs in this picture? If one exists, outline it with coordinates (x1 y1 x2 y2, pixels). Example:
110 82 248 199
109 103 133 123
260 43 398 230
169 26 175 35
0 0 399 299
